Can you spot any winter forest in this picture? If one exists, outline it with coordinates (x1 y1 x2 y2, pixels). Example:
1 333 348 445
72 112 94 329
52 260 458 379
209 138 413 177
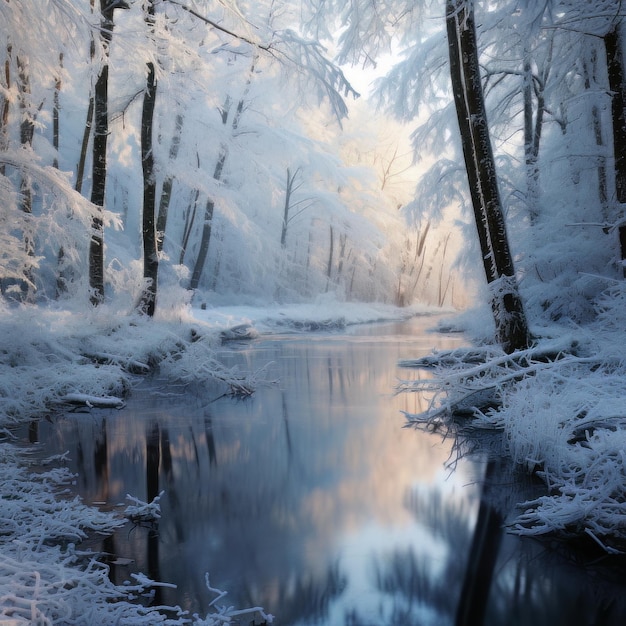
3 0 625 319
5 0 626 623
0 0 464 312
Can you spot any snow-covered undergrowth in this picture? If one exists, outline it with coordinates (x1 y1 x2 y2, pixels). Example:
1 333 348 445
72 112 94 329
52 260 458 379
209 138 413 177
0 302 262 427
401 285 626 551
0 301 279 624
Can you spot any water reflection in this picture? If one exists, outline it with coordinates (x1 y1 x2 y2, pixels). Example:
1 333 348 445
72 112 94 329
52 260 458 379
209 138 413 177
25 316 626 624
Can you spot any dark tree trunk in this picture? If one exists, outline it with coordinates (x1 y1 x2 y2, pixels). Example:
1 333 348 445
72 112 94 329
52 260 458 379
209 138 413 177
189 167 221 291
605 24 626 204
582 50 609 217
53 53 62 169
0 44 10 170
139 57 158 316
89 0 128 305
88 3 112 304
446 0 530 353
75 97 94 194
604 24 626 274
180 188 199 265
54 53 66 297
16 53 36 299
523 52 540 222
188 106 228 291
76 1 96 195
136 0 159 316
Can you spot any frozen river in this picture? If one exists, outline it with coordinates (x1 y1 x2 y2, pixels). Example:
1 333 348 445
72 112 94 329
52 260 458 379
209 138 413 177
30 316 626 625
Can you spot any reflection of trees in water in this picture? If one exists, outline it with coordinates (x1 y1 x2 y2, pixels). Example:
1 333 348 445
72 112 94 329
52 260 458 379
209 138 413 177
344 487 472 626
249 561 347 626
348 459 626 626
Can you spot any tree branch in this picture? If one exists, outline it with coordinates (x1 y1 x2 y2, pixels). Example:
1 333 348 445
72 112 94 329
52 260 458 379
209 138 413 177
164 0 270 50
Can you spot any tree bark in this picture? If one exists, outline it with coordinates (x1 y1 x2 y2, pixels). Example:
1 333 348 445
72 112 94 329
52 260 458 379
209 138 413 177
53 53 62 169
0 44 10 172
139 56 158 316
137 0 159 316
325 225 334 292
605 24 626 204
523 52 540 222
156 112 183 252
89 3 112 304
75 0 96 195
281 167 299 248
89 0 128 305
446 0 530 353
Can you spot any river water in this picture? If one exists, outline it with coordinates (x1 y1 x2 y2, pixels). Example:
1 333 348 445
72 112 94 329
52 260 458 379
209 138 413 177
27 316 626 625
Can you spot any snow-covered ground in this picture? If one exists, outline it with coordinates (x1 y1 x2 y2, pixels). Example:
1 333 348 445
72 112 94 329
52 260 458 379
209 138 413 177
0 297 443 624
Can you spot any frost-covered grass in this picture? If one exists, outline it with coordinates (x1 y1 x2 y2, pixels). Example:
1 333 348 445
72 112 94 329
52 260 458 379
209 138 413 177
402 283 626 551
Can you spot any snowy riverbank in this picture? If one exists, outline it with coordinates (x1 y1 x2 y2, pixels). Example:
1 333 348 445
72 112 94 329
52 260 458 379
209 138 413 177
4 289 626 623
0 298 443 624
401 281 626 553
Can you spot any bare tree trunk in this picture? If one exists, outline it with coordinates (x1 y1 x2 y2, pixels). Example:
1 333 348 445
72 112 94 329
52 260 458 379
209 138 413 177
281 168 295 248
89 0 128 305
605 24 626 204
447 0 530 353
522 38 551 223
53 53 62 169
446 0 529 352
54 53 68 297
138 20 158 316
582 50 609 218
180 188 199 265
188 173 219 291
523 52 539 222
0 44 10 174
325 225 334 292
76 1 97 195
89 3 112 304
604 24 626 275
156 112 183 252
75 101 94 195
15 53 37 299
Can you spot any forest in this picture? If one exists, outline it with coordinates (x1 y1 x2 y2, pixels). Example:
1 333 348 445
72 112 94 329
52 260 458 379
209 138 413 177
3 0 626 623
0 0 465 313
2 1 625 330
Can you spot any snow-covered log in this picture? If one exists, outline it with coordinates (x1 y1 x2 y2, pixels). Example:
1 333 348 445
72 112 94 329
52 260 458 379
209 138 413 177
59 393 126 409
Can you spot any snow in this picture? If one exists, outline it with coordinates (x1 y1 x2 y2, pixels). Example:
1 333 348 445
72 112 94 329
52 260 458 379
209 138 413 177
402 285 626 550
2 288 626 623
3 284 626 622
0 296 439 624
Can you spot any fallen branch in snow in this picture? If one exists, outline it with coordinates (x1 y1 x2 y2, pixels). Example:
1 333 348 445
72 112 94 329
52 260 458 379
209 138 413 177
59 393 126 409
398 332 626 551
82 350 151 374
399 340 584 426
124 491 164 524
